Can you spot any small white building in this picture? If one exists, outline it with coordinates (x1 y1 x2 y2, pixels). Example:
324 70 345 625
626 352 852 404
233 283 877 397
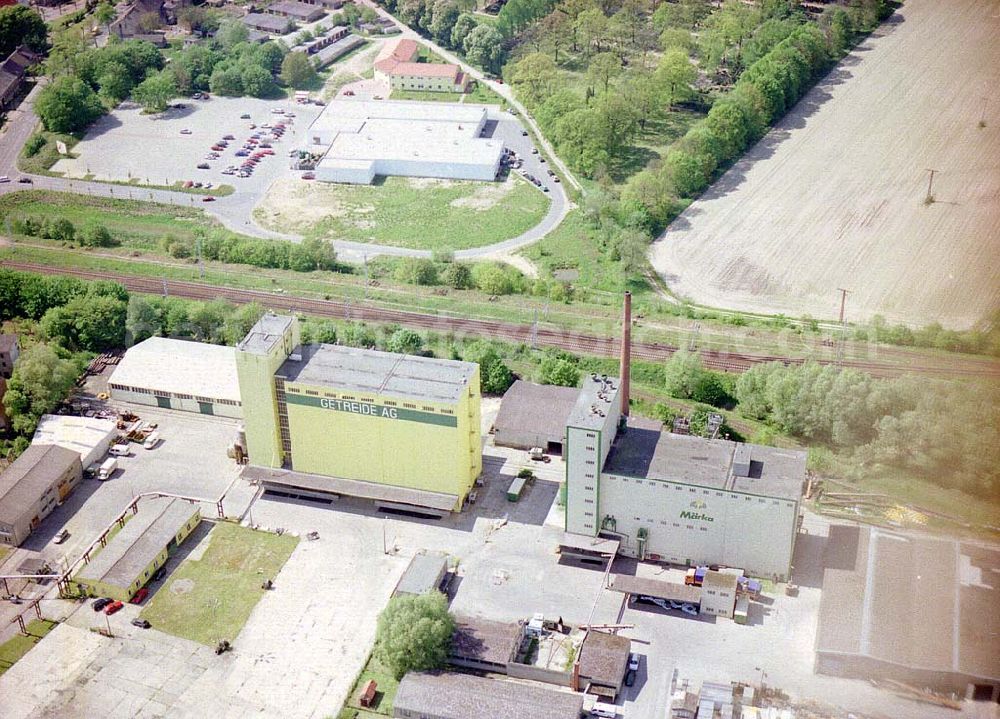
306 99 504 184
32 414 117 469
108 337 242 418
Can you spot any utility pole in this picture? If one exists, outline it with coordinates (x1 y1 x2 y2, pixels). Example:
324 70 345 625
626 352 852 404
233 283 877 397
363 253 368 300
836 288 850 364
530 308 538 349
924 168 937 203
162 277 168 298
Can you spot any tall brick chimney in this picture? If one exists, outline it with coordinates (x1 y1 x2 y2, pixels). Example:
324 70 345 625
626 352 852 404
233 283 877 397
620 291 631 417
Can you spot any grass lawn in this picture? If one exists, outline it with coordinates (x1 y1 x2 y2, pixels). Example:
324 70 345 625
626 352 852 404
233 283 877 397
0 191 238 248
254 175 550 251
0 620 58 676
18 131 80 176
140 522 298 646
338 653 400 717
389 89 464 103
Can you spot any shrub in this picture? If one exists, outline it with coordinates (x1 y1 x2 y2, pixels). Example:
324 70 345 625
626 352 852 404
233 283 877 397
24 134 46 157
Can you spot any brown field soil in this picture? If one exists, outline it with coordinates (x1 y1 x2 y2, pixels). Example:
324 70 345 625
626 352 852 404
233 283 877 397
649 0 1000 329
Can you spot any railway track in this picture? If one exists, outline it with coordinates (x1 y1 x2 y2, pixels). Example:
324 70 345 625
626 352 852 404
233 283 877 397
5 261 999 380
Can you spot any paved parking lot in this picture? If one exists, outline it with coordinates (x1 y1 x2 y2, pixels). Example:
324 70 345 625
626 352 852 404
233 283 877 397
52 97 323 196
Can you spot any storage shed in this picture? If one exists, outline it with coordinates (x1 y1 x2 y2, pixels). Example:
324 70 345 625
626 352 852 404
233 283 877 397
493 380 578 453
74 497 201 601
109 337 242 418
32 414 117 469
393 551 448 597
393 671 584 719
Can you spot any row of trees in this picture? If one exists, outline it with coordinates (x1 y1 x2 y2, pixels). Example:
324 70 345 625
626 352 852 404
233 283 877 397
160 231 339 273
10 215 116 248
389 257 535 296
735 361 999 500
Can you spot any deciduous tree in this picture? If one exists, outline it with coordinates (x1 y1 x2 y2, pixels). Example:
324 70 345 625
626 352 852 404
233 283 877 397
375 593 454 680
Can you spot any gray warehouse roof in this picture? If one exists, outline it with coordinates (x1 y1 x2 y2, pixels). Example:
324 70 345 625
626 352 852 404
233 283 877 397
0 444 80 525
76 498 200 589
242 12 292 33
816 525 1000 683
394 552 448 596
603 419 805 500
394 671 584 719
493 380 579 445
450 615 522 666
579 630 630 687
277 343 476 403
269 0 324 19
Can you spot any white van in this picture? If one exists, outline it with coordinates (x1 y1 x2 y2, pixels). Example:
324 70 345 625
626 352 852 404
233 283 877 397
143 432 160 450
109 444 130 457
590 702 618 718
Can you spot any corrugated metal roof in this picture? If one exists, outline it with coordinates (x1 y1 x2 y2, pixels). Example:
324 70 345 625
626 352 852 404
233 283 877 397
493 380 578 446
394 671 584 719
450 615 522 666
76 498 200 589
607 574 702 604
277 343 475 404
394 552 447 596
0 445 80 525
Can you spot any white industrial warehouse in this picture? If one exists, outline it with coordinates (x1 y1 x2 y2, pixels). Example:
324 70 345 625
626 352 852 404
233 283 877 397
306 99 504 184
32 414 117 469
108 337 242 418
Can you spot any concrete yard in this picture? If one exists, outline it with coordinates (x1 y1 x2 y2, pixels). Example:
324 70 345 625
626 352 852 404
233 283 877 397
649 0 1000 329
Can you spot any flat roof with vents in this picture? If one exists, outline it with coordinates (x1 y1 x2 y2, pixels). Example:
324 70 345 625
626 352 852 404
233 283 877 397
603 419 805 500
276 343 476 404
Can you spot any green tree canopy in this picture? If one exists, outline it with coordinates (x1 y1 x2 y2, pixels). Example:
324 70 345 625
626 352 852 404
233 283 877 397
0 5 47 56
35 76 105 134
463 341 515 395
386 328 424 355
663 348 704 399
40 294 127 352
2 344 81 435
375 592 455 680
132 69 177 113
280 51 318 89
540 356 580 387
463 24 505 73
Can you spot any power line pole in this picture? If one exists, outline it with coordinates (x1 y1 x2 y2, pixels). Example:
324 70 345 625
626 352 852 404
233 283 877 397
363 253 368 301
924 168 937 203
836 288 850 365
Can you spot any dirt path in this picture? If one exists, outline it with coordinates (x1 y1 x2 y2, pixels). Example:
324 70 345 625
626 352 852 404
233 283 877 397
649 0 1000 329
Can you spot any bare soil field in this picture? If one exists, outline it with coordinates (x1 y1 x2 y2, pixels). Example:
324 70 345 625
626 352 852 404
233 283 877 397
649 0 1000 329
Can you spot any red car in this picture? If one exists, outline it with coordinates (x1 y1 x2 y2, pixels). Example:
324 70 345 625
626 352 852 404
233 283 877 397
202 196 216 202
105 600 124 615
130 587 149 604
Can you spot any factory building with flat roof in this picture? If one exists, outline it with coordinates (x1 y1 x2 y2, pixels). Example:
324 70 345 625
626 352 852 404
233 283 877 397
306 99 503 184
498 373 806 580
108 337 242 418
237 314 481 513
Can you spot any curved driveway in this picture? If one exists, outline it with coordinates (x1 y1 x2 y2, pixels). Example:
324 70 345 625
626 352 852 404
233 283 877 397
1 39 575 265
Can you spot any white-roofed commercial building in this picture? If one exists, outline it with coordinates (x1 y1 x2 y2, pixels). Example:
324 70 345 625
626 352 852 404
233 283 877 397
108 337 242 418
306 99 504 184
32 414 117 468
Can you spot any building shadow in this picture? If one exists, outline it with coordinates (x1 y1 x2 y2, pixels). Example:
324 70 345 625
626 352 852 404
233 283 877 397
20 478 106 552
790 530 830 589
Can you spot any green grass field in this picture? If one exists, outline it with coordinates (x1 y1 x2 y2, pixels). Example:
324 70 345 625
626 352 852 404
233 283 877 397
140 522 298 646
337 653 400 718
0 620 58 676
254 176 550 251
0 191 229 248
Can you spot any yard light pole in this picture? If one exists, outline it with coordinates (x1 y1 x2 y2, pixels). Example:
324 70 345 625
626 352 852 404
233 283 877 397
754 666 767 691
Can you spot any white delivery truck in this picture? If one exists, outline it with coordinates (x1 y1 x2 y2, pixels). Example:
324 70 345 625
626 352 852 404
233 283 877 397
98 457 117 481
109 444 130 457
143 432 160 450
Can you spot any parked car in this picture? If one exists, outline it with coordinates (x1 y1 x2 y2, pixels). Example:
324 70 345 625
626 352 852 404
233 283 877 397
202 196 216 202
53 529 70 544
625 668 637 687
628 653 640 672
17 177 32 184
130 587 149 604
531 148 539 154
343 90 355 96
302 172 315 180
92 597 112 611
180 129 192 135
104 600 124 615
521 130 528 136
223 134 236 140
240 113 251 119
131 618 151 629
0 176 9 183
196 163 210 170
